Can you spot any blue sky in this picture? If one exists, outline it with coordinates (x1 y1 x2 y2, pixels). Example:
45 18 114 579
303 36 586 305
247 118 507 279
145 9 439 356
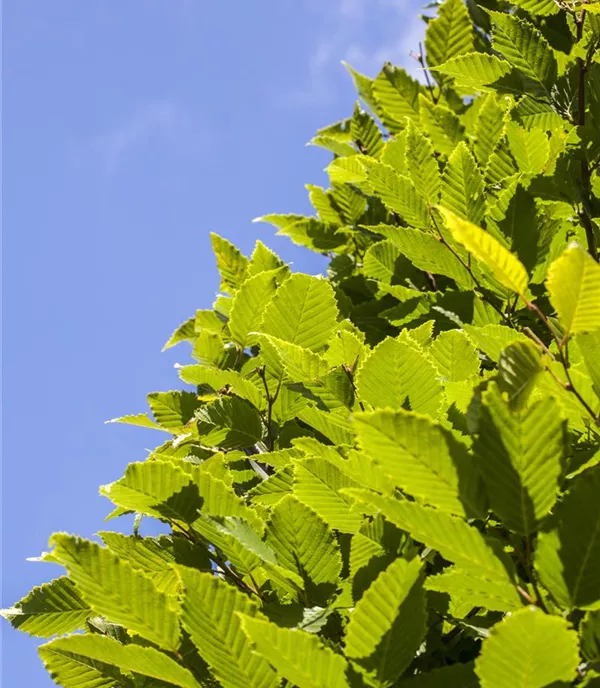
1 1 424 684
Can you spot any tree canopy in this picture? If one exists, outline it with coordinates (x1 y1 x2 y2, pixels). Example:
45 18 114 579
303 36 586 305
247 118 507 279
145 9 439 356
4 0 600 686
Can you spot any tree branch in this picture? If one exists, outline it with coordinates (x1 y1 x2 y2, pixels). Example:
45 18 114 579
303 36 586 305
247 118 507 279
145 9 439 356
576 9 599 262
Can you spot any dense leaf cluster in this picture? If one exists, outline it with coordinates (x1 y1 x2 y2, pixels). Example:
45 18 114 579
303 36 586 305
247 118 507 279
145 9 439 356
4 0 600 686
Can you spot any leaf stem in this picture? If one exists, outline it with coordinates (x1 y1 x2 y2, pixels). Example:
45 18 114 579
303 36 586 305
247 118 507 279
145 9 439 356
417 42 439 105
257 366 276 450
524 533 548 613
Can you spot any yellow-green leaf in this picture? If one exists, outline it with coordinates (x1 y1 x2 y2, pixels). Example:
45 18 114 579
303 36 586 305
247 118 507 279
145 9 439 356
438 206 529 296
546 243 600 335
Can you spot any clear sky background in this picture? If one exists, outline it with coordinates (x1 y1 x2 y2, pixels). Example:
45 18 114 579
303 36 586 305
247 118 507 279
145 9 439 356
2 2 424 684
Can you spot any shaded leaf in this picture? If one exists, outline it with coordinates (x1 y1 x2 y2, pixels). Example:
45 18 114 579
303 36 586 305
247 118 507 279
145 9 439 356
536 468 600 609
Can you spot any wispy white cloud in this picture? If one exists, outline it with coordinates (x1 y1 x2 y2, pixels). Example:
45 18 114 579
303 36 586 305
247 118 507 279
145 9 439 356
80 100 203 173
284 0 426 107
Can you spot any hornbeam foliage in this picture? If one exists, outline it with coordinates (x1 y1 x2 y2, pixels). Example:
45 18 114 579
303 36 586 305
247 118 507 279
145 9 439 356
5 0 600 685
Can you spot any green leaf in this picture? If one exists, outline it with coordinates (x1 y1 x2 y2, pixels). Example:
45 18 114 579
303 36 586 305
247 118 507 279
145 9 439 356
474 94 511 167
476 385 566 535
178 568 279 688
463 323 530 362
425 567 522 612
102 459 261 529
372 63 421 133
49 534 180 651
438 206 529 296
578 331 600 396
354 409 485 519
1 576 90 638
431 53 511 89
441 141 485 226
326 157 371 187
163 316 196 351
247 240 284 276
346 491 513 583
249 465 294 506
359 159 429 229
257 215 348 252
405 120 441 204
147 391 199 432
98 532 207 596
496 340 544 409
381 134 408 175
511 0 559 14
293 458 363 533
581 610 600 661
101 459 199 522
39 635 201 688
265 495 341 599
475 606 579 688
260 274 338 352
376 224 475 289
356 337 443 417
297 406 354 445
506 123 550 176
228 269 281 348
486 141 518 186
513 96 564 130
196 397 263 449
192 329 226 367
345 557 426 687
307 184 344 225
39 641 127 688
425 0 474 76
343 61 380 116
536 468 600 609
105 413 165 432
419 96 465 158
331 183 367 225
489 12 557 90
546 243 600 335
259 335 329 383
195 308 226 333
240 615 351 688
211 233 249 293
351 103 383 158
363 240 402 284
428 330 480 382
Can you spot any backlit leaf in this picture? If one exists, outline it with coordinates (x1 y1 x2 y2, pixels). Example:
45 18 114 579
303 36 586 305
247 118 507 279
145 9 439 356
546 243 600 335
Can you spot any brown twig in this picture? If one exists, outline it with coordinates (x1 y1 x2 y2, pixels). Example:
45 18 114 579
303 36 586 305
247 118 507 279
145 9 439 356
342 363 365 411
416 42 439 104
256 366 276 451
524 534 549 613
